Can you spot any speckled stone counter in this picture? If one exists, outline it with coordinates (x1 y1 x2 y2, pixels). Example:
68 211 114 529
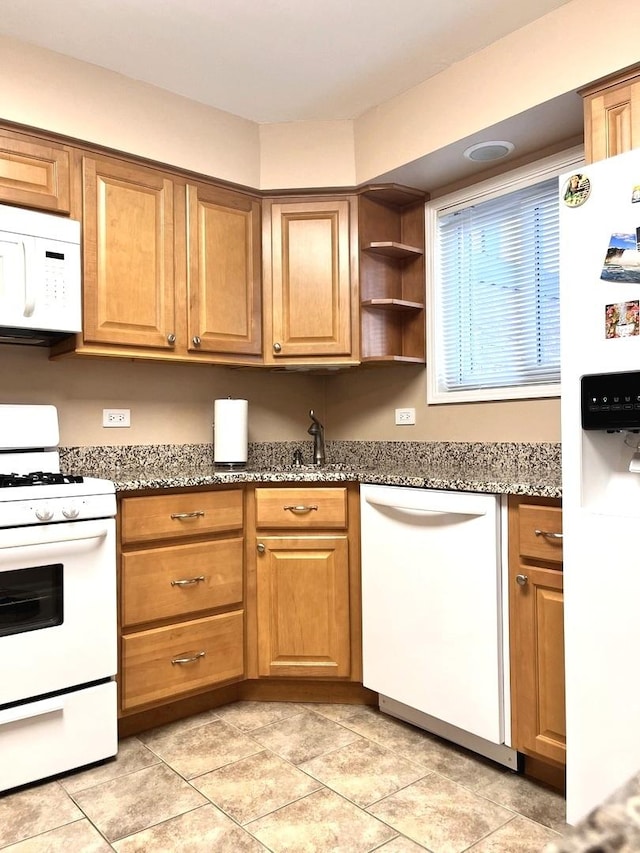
544 774 640 852
60 440 562 498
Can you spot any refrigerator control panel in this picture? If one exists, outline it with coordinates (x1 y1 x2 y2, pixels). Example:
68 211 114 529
582 371 640 431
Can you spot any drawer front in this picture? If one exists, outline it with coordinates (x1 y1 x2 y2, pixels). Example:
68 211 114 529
518 504 563 564
122 537 243 627
121 611 244 711
255 487 347 529
121 489 243 545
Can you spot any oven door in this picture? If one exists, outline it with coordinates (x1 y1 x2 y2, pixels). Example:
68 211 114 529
0 518 116 706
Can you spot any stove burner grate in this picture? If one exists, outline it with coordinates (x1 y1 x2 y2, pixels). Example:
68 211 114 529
0 472 85 488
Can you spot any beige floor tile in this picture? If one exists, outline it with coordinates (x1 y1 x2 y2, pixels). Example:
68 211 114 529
60 736 160 794
0 818 112 852
138 718 264 779
299 738 428 808
112 803 267 852
213 700 304 731
247 787 396 852
480 774 567 833
136 708 220 743
250 709 361 764
467 814 563 851
0 781 82 848
342 709 508 791
192 749 322 824
376 836 430 851
368 774 513 853
301 701 377 722
71 762 206 843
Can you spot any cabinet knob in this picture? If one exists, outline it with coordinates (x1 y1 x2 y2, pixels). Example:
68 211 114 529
516 574 529 586
257 542 266 554
167 333 176 345
192 335 202 347
273 342 282 353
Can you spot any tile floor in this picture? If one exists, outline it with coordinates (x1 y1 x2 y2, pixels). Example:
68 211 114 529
0 701 568 852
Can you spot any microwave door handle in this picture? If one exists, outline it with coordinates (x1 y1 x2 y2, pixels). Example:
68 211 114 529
21 238 35 318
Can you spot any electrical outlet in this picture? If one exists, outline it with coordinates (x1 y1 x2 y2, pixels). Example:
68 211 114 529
395 407 416 425
103 408 131 428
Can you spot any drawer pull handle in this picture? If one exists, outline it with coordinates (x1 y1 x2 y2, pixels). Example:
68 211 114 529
170 511 205 520
171 576 205 587
534 529 563 540
283 504 319 514
171 651 206 665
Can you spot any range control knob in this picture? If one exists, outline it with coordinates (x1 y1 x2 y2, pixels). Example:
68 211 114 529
35 506 54 522
62 505 80 520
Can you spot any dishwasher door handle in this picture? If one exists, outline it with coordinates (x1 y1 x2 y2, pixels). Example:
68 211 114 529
364 493 487 518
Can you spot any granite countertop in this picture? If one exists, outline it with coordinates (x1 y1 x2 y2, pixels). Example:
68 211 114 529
87 461 561 499
545 773 640 852
61 440 562 499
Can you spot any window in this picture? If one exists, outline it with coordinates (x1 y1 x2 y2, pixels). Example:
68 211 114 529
426 148 583 403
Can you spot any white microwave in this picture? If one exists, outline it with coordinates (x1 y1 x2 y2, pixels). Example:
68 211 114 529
0 203 81 345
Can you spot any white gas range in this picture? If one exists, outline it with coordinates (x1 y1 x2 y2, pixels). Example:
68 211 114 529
0 404 117 793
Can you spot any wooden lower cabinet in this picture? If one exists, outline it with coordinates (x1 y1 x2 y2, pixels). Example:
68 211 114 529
256 535 351 678
121 611 244 712
248 484 362 683
508 496 566 767
118 488 245 715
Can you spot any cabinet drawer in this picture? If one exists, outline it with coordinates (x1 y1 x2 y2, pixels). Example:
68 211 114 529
121 611 244 711
122 537 243 627
255 487 347 529
121 490 243 545
518 504 563 564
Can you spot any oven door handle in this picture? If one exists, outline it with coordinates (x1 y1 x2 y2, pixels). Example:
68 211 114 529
0 697 65 726
0 523 111 551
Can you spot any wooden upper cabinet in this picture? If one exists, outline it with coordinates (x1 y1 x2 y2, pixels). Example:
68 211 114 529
263 197 358 365
186 183 261 356
581 65 640 163
82 155 176 349
0 131 71 213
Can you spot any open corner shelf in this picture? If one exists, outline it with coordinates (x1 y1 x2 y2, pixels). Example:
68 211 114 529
361 298 424 312
363 241 423 259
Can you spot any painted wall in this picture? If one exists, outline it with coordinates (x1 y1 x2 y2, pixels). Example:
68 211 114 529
0 347 326 450
0 36 261 188
353 0 640 182
2 0 634 445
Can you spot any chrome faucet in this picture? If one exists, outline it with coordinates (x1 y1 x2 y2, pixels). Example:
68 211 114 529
307 409 325 466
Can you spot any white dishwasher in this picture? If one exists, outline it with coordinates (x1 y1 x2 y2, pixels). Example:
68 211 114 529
360 484 517 769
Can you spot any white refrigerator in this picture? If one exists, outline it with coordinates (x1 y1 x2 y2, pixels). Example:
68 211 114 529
560 147 640 824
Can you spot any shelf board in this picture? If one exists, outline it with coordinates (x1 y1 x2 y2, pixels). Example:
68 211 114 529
363 241 423 259
359 183 428 207
361 298 424 312
361 354 426 364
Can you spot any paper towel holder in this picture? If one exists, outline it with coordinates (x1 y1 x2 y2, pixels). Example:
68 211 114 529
214 397 248 471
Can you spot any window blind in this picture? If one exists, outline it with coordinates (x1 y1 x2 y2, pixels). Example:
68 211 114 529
435 177 560 395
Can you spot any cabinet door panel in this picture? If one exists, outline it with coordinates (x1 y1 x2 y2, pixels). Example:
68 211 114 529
187 184 261 355
270 200 352 358
585 80 640 162
257 535 350 678
82 156 176 348
0 134 70 213
512 564 566 764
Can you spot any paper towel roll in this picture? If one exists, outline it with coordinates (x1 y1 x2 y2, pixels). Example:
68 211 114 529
214 398 248 469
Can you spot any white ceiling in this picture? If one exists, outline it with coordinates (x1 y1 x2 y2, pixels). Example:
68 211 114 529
2 0 574 124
